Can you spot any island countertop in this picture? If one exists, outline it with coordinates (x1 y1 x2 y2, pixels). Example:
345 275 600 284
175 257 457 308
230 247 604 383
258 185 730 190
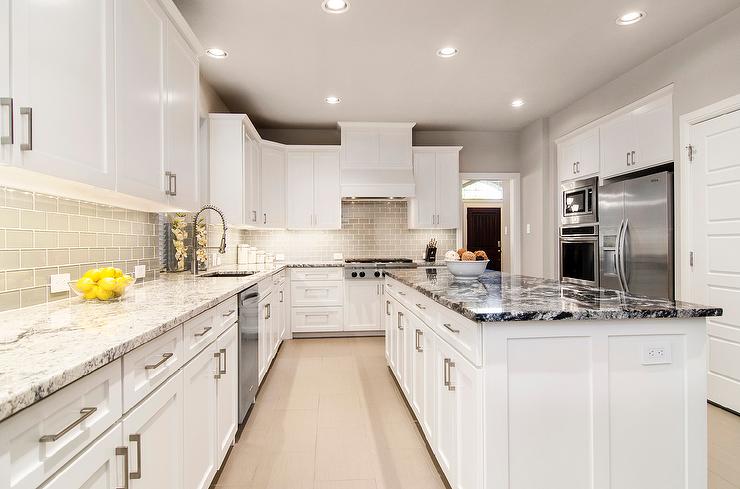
384 268 722 322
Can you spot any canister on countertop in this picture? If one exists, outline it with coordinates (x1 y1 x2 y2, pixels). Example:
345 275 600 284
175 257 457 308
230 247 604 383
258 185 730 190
237 244 250 264
248 247 257 263
256 250 266 264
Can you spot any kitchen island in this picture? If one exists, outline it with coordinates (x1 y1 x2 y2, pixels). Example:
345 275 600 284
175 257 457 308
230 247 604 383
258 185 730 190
383 268 721 489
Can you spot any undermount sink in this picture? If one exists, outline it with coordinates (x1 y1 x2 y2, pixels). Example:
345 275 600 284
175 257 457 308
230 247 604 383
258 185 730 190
197 271 256 278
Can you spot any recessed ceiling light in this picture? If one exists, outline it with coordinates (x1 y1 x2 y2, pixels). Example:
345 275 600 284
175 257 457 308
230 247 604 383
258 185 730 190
205 48 228 59
511 99 525 108
322 0 349 14
436 47 459 58
616 11 646 25
325 96 341 104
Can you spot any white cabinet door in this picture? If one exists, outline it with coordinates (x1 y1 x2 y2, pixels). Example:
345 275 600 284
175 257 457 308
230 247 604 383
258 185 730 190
314 150 342 229
577 130 600 177
277 284 287 340
183 344 217 489
11 0 115 189
123 372 184 489
216 324 239 466
286 151 314 229
209 116 245 226
400 309 413 397
600 112 636 179
115 0 166 203
384 296 396 370
634 96 673 170
41 424 124 489
435 151 460 229
393 307 410 396
410 316 436 442
258 295 270 383
164 22 199 211
260 144 285 228
1 0 12 165
558 138 580 181
246 136 260 225
409 151 437 229
344 281 382 331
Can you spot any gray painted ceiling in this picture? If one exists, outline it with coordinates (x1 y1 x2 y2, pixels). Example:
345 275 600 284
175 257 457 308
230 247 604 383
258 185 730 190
174 0 740 131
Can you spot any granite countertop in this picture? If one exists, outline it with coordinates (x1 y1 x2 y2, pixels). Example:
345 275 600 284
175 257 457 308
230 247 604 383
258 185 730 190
0 261 346 422
385 268 722 323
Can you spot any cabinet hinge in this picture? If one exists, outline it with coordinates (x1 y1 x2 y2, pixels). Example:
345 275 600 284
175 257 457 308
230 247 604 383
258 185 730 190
689 251 694 267
686 144 695 162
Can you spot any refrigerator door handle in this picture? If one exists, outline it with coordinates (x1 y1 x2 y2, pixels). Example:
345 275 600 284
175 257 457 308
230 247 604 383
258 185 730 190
615 220 626 292
617 219 630 293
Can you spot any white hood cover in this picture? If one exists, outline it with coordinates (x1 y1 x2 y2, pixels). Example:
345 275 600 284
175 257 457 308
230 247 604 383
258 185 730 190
340 168 416 198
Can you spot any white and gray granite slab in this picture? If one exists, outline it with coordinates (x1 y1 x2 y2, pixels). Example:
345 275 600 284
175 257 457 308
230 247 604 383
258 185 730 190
385 268 723 323
0 261 349 422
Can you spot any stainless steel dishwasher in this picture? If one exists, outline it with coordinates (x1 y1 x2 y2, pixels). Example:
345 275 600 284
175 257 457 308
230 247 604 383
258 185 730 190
238 285 259 424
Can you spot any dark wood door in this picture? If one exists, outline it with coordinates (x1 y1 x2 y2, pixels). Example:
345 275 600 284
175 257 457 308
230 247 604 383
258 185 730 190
466 208 502 271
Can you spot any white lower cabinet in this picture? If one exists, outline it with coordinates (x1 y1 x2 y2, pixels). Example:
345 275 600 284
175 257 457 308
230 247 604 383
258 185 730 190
410 314 436 442
216 324 239 466
122 371 184 489
384 297 395 368
258 292 272 383
344 281 383 331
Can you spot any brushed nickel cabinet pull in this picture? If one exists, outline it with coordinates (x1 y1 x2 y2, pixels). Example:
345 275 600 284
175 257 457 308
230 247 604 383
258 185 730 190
631 150 636 166
144 352 173 370
214 351 222 379
129 434 142 479
398 291 406 296
20 107 32 151
443 358 450 387
116 446 129 489
386 300 391 316
626 152 630 166
39 407 97 442
263 213 267 224
415 329 423 352
219 348 227 375
194 326 212 337
415 303 426 310
443 323 460 334
279 290 284 303
252 210 257 222
222 309 235 317
165 171 177 196
397 311 404 330
1 97 13 144
447 360 456 391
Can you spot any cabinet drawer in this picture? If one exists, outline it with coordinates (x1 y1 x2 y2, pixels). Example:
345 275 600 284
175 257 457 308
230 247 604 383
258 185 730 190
290 267 343 281
0 360 122 489
123 326 183 411
272 269 286 285
433 307 482 367
291 281 343 307
291 307 343 332
184 308 218 362
212 296 238 336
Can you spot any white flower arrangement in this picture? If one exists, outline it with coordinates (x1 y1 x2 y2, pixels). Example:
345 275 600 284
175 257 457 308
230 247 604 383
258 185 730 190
196 218 208 267
171 213 189 270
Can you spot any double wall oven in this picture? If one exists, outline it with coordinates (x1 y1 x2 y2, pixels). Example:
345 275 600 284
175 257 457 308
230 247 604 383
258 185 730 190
560 177 599 287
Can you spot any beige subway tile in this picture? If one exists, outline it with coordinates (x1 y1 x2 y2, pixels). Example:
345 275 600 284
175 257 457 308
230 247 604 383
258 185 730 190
118 221 132 234
48 288 69 302
131 222 143 235
112 234 127 247
126 235 138 247
0 271 4 290
0 188 4 206
79 232 97 247
59 264 80 280
88 217 105 232
104 219 119 233
20 210 46 230
96 204 113 218
119 248 132 260
69 248 89 264
111 208 127 221
126 210 139 222
0 208 20 228
0 290 20 311
20 249 46 268
48 249 70 266
58 232 79 247
131 248 142 259
0 230 4 248
89 248 105 261
57 198 80 215
143 247 155 259
5 189 34 209
46 213 69 231
21 286 47 308
97 234 113 247
79 202 97 217
69 215 89 231
34 231 58 248
6 269 34 289
0 250 20 270
6 230 34 248
34 194 58 212
34 267 59 287
105 249 119 261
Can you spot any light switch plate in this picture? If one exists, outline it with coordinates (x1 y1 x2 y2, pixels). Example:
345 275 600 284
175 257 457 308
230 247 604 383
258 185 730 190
526 224 532 234
50 273 71 293
134 265 146 279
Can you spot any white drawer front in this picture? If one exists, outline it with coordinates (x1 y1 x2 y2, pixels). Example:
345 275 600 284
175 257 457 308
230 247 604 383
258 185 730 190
212 296 238 337
434 306 482 367
291 281 344 307
184 309 218 362
123 326 183 411
292 307 343 332
0 360 122 489
290 267 343 281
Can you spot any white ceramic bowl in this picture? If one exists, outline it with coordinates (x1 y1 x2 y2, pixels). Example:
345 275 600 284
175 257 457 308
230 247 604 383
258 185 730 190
444 259 489 281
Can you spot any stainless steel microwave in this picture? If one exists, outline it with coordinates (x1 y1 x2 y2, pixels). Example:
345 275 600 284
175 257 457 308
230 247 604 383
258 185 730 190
561 177 598 225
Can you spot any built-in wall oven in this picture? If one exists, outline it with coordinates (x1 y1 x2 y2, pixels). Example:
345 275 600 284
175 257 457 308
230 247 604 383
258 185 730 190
560 224 599 287
561 177 598 225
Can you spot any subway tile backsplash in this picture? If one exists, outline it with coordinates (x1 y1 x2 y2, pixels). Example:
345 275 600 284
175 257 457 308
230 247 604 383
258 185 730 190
0 187 160 312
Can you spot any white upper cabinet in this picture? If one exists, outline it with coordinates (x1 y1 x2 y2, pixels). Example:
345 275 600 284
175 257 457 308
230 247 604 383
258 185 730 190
408 147 461 229
259 142 286 228
9 0 115 189
1 0 13 165
339 122 415 169
245 135 261 225
164 21 200 211
600 94 673 179
209 114 248 226
286 147 341 230
114 0 166 203
557 128 599 182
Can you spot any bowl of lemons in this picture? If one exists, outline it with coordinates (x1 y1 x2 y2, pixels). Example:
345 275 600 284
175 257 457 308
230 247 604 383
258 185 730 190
71 267 135 302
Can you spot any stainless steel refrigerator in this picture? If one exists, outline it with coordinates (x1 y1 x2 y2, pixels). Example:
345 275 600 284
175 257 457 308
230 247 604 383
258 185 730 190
599 170 674 300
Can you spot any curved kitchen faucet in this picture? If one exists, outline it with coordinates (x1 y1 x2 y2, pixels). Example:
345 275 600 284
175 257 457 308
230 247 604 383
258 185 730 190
192 204 227 275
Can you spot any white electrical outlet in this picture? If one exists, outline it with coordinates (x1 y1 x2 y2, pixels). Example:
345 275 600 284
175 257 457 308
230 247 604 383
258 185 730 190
276 253 286 262
642 343 672 365
333 253 343 261
526 224 531 234
134 265 146 279
50 273 71 293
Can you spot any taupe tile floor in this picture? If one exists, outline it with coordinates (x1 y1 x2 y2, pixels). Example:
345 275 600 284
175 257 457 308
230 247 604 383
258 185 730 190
214 337 740 489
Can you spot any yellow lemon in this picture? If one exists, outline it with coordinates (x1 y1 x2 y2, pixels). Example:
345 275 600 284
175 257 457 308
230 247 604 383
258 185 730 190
122 274 135 285
113 277 128 296
96 287 115 301
113 268 124 278
76 277 95 293
100 267 116 279
83 268 102 282
98 277 117 292
83 285 98 300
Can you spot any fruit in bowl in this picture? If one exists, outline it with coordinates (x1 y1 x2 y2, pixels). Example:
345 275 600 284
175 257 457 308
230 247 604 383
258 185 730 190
71 267 135 301
445 248 490 280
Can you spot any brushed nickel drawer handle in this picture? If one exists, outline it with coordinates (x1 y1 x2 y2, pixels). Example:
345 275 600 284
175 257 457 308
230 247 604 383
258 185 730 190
39 407 97 442
214 351 222 379
194 326 212 337
116 446 129 489
1 97 13 144
219 348 227 375
20 106 32 151
398 291 406 296
443 358 450 387
222 309 235 317
415 329 423 352
397 311 404 330
443 323 460 334
144 352 173 370
386 300 391 316
415 303 426 310
129 434 142 479
447 360 456 391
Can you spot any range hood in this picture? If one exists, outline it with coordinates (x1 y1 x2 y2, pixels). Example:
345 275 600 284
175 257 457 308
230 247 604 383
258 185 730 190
338 122 416 199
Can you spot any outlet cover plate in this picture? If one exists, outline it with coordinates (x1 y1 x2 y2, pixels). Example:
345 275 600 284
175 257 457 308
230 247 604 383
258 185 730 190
134 265 146 279
50 273 71 293
641 343 672 365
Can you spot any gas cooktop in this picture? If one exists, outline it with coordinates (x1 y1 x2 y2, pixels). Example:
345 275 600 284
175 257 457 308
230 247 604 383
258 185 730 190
344 258 414 264
344 258 417 279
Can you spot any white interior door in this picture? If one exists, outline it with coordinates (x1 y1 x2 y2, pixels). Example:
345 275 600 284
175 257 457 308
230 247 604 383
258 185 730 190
11 0 115 188
286 151 314 229
313 151 342 229
690 109 740 413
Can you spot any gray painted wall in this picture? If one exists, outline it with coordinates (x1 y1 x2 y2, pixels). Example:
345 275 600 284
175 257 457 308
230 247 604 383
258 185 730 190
518 119 548 278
